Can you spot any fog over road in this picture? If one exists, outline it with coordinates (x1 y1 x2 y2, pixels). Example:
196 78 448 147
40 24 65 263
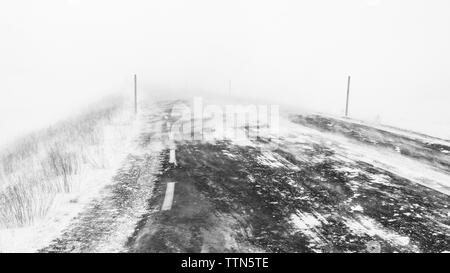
41 99 450 253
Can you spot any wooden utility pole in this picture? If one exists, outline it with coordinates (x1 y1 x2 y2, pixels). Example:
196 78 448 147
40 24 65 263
134 74 137 114
345 75 351 117
229 80 231 97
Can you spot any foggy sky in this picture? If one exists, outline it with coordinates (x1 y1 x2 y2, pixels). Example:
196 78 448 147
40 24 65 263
1 0 450 144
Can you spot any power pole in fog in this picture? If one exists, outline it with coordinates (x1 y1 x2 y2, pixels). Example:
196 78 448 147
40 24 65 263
134 74 137 115
229 80 231 97
345 75 351 117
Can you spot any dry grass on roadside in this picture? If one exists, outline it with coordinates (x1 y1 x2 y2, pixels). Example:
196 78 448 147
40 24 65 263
0 96 135 228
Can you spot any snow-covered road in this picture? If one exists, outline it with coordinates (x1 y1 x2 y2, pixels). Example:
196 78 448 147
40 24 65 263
41 99 450 253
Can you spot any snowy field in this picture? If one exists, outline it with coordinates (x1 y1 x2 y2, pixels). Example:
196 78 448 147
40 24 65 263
0 96 139 252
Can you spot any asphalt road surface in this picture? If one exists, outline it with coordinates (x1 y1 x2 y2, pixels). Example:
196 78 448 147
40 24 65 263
41 100 450 253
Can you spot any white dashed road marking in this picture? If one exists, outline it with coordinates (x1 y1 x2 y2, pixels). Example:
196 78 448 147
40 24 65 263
169 149 177 166
161 182 176 211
